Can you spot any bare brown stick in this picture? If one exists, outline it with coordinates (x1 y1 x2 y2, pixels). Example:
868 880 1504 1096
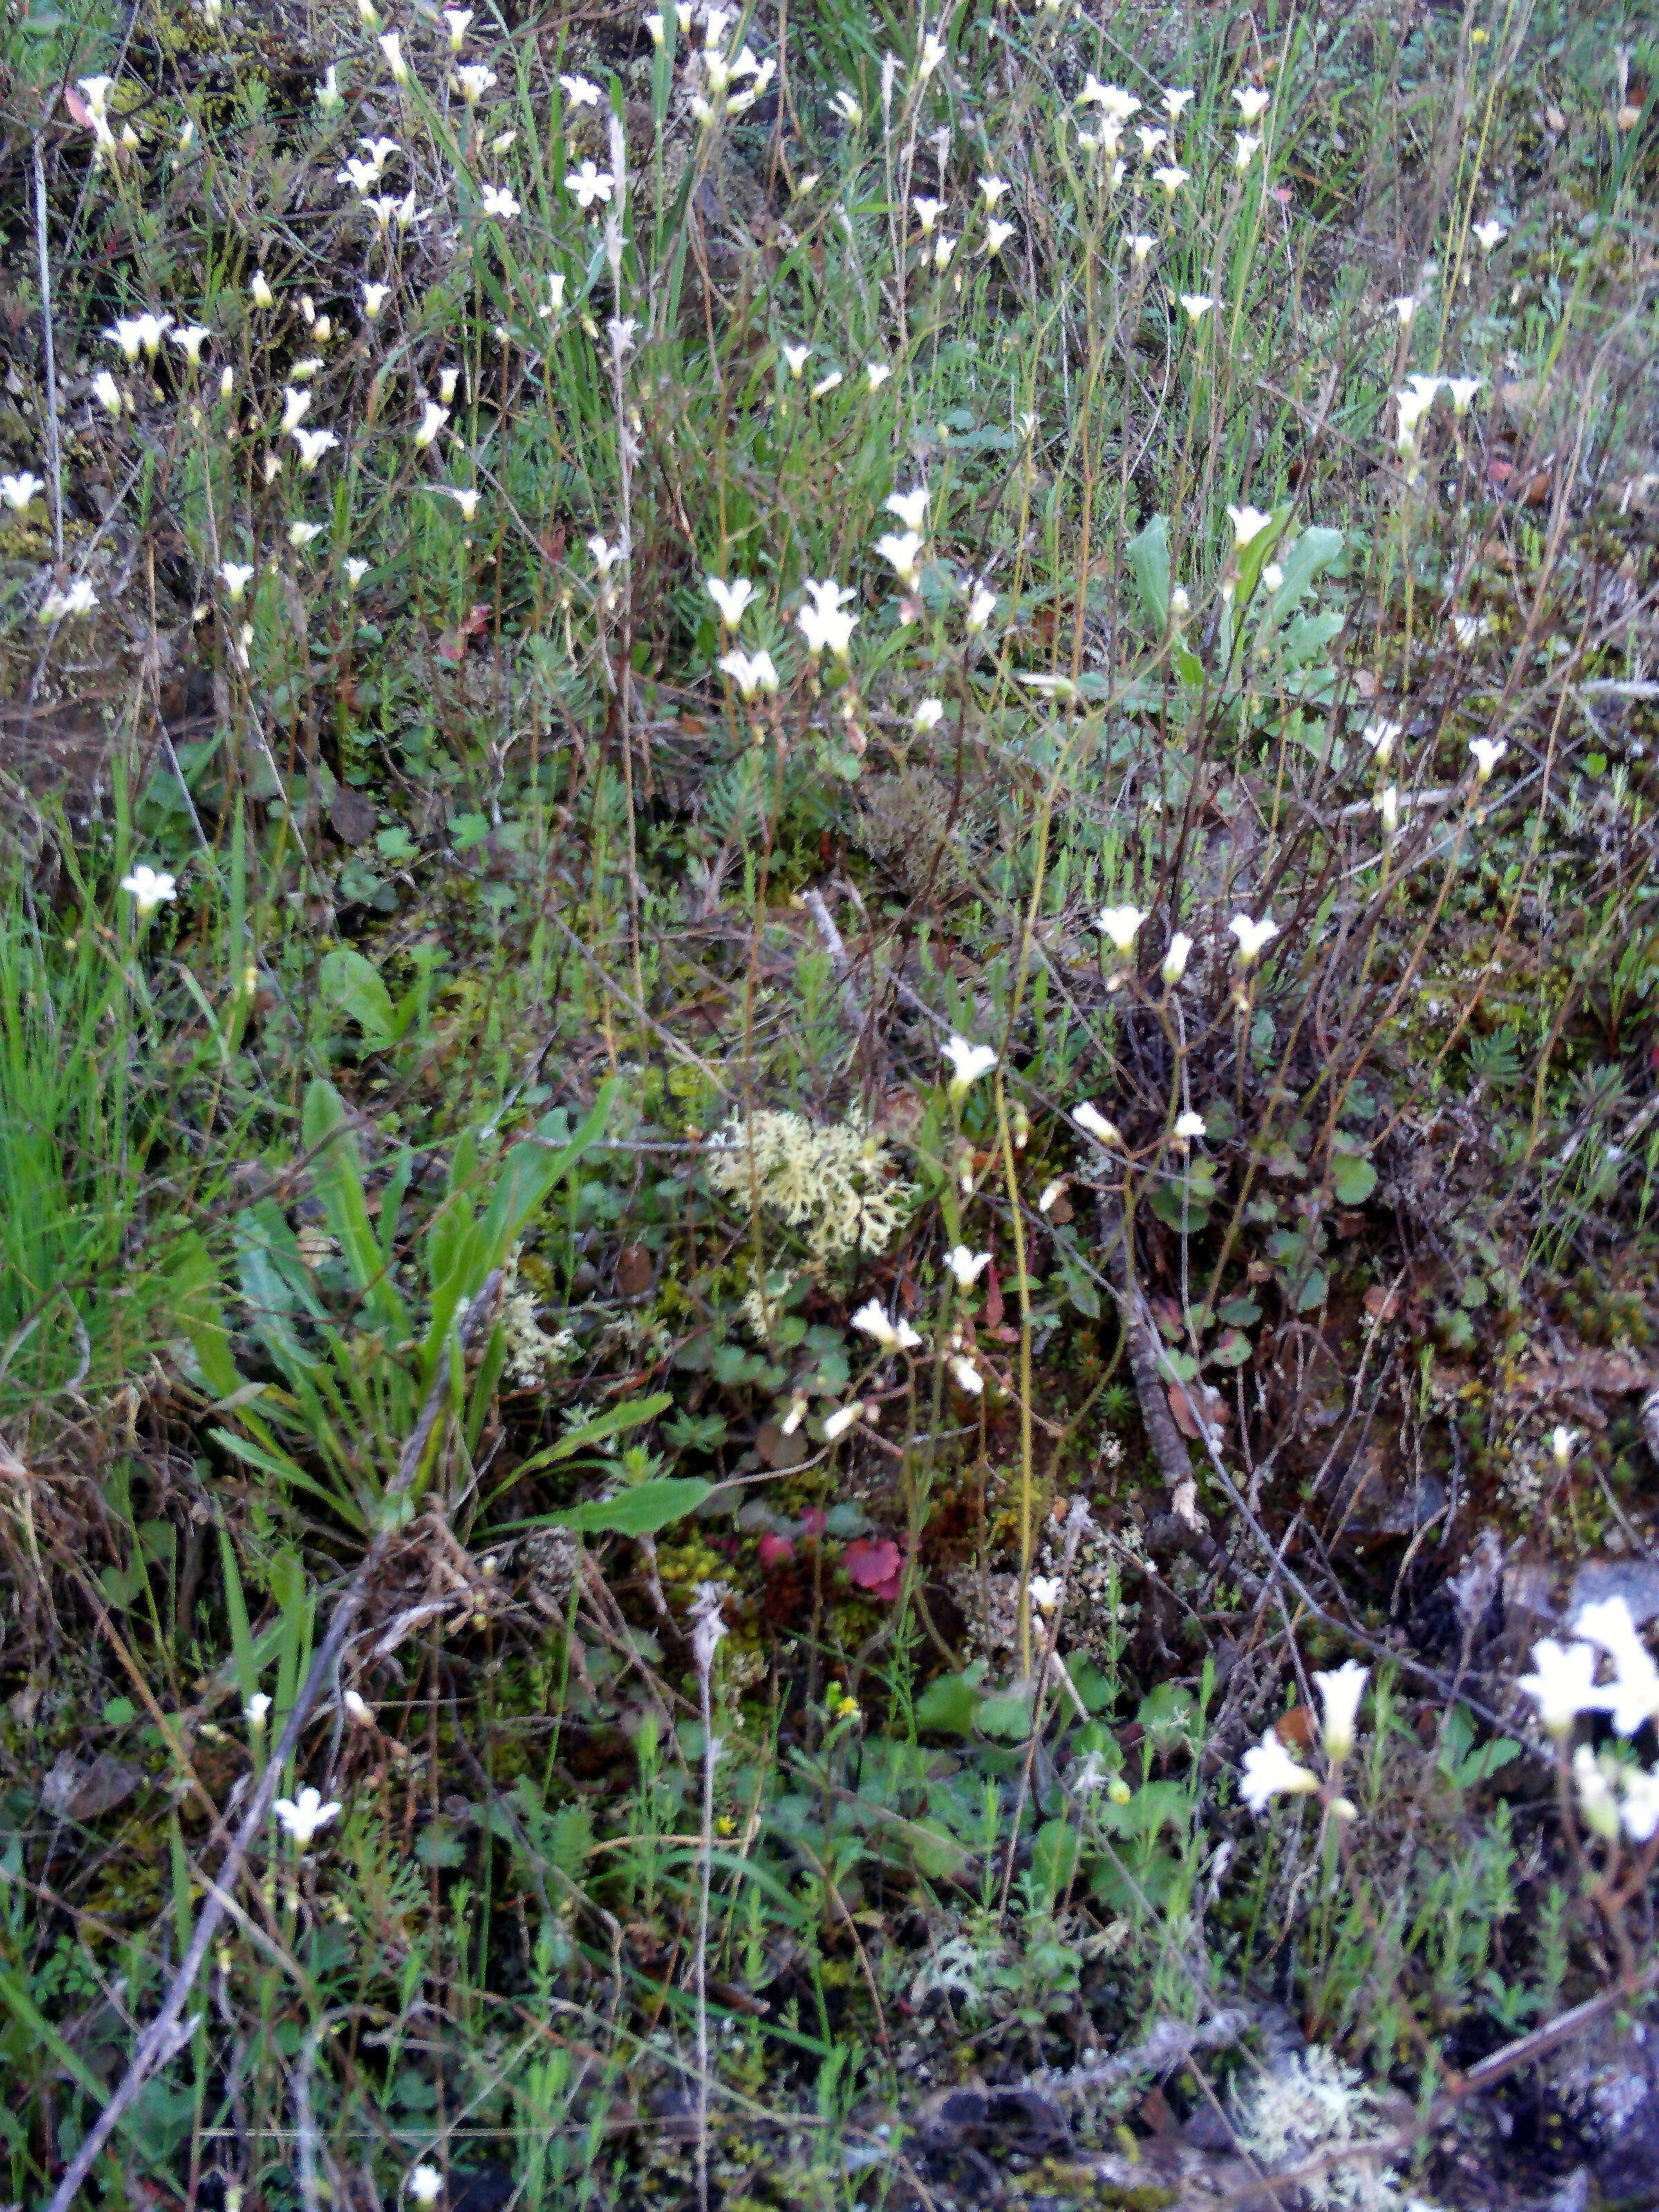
43 1271 503 2212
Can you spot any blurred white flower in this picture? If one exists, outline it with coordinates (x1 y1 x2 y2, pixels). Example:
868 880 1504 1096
1378 785 1399 833
932 234 956 270
913 697 944 731
966 583 996 633
717 648 779 699
865 360 892 391
1517 1638 1602 1739
440 486 480 521
171 323 212 364
943 1035 997 1096
913 195 941 233
274 1785 341 1846
1469 737 1507 782
1163 86 1194 119
377 30 409 84
1029 1575 1063 1613
1136 124 1169 160
1313 1660 1369 1763
1162 931 1192 984
1574 1743 1621 1841
108 312 171 360
875 530 923 588
280 386 312 431
219 366 235 398
292 427 339 472
782 342 810 377
1232 84 1271 121
344 1689 375 1725
93 369 124 416
917 31 946 79
1096 904 1146 954
1241 1731 1319 1812
39 580 99 621
407 2164 442 2206
822 1403 861 1441
0 472 44 512
1445 375 1483 418
120 864 176 915
77 75 116 120
363 282 391 319
983 219 1015 255
810 369 844 399
357 0 382 24
480 183 518 219
1174 1110 1206 1145
1620 1765 1659 1844
221 555 255 603
567 159 614 209
288 521 326 548
1080 76 1138 122
245 1694 271 1726
980 173 1010 207
885 483 929 532
1552 1423 1575 1469
1360 718 1401 764
1179 293 1213 323
250 270 274 308
1038 1179 1066 1212
850 1300 922 1353
797 577 859 658
456 65 498 104
644 13 664 44
1226 503 1275 548
1073 1101 1121 1147
1234 131 1262 171
444 8 474 50
438 366 460 403
414 401 449 449
588 534 623 574
830 88 863 127
1130 232 1155 263
706 574 755 626
561 72 602 106
1228 913 1278 964
1573 1596 1659 1736
1451 612 1489 648
344 556 371 591
947 1246 992 1288
1472 217 1507 252
1152 164 1189 196
950 1355 983 1394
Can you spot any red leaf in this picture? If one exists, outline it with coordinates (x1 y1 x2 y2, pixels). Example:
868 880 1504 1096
843 1536 903 1601
984 1259 1004 1332
800 1508 827 1540
461 601 490 636
758 1532 795 1569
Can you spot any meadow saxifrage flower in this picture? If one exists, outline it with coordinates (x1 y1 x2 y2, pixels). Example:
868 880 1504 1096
850 1300 922 1353
279 385 312 432
1073 1101 1121 1147
965 583 996 633
1228 912 1278 964
706 574 755 626
913 697 944 731
946 1246 992 1288
1232 84 1271 121
291 427 339 472
885 483 930 532
439 486 480 521
983 219 1015 255
1179 293 1213 323
1226 502 1275 549
797 577 859 658
0 472 44 512
782 341 810 377
943 1035 997 1097
1472 216 1507 252
821 1403 861 1441
1096 904 1146 955
38 580 99 621
1240 1729 1319 1812
560 71 602 106
120 863 176 915
1445 375 1483 418
288 521 326 549
274 1785 341 1846
1029 1575 1062 1613
716 648 778 699
344 556 371 591
93 369 124 415
950 1355 983 1394
414 401 449 449
480 183 518 219
1173 1110 1206 1146
1162 931 1193 984
1573 1596 1659 1737
1313 1660 1369 1763
1517 1637 1603 1739
456 64 497 104
1469 737 1508 782
875 530 923 588
443 6 474 49
566 159 614 209
378 31 409 85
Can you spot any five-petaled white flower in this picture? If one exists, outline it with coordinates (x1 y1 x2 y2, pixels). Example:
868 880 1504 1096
980 173 1009 206
1552 1424 1575 1468
344 1689 375 1725
947 1246 992 1289
444 8 474 50
288 521 325 548
950 1356 983 1395
1361 718 1402 762
250 270 274 308
1136 125 1170 160
810 368 844 399
983 219 1015 255
1173 1110 1207 1146
1469 737 1508 782
456 65 497 103
1226 503 1275 549
1472 217 1506 252
850 1300 923 1353
364 283 391 319
439 486 480 521
93 370 124 415
245 1694 271 1725
109 312 172 360
1517 1638 1602 1739
1240 1730 1319 1812
1313 1660 1369 1763
1573 1596 1659 1737
480 185 518 220
875 531 923 588
885 484 930 532
914 697 944 731
943 1035 997 1098
965 584 996 633
1162 931 1193 984
378 31 409 84
822 1402 862 1441
1228 913 1278 964
291 427 339 472
407 2164 443 2206
865 360 892 391
782 342 810 377
567 160 614 209
121 864 177 916
1152 165 1189 196
1179 294 1213 323
588 534 623 574
414 401 449 449
1130 233 1155 263
1620 1765 1659 1844
797 577 859 658
1096 905 1146 955
39 580 98 621
1163 86 1194 118
917 32 946 79
1073 1101 1121 1147
0 472 44 512
706 575 755 626
279 386 312 432
561 72 602 106
1445 375 1483 418
1029 1575 1063 1614
717 648 778 699
171 323 212 364
274 1785 341 1846
1232 84 1271 120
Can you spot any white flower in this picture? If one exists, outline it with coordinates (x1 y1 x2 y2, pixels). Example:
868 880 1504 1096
1228 913 1278 964
1517 1638 1602 1738
250 270 274 308
875 531 923 588
567 160 614 209
292 427 339 472
1234 131 1262 171
1226 503 1275 548
1136 125 1169 160
1069 1751 1112 1794
830 88 863 126
1313 1660 1369 1763
1451 612 1489 648
1573 1596 1659 1736
219 366 235 399
865 360 892 391
414 402 449 449
1130 232 1155 263
717 647 779 698
587 534 623 574
1391 292 1418 326
1073 1101 1121 1147
288 521 326 548
1262 561 1284 593
809 369 844 399
279 386 312 432
480 184 518 219
93 369 124 415
1080 76 1138 122
438 366 461 404
1360 717 1401 764
274 1785 342 1847
1444 375 1483 418
1620 1765 1659 1844
378 31 409 84
1029 1575 1062 1614
343 1690 375 1725
38 580 99 621
913 697 944 731
1468 737 1507 782
947 1246 991 1288
357 0 381 24
439 486 480 521
1038 1179 1066 1213
950 1356 983 1394
1161 931 1193 984
0 472 44 512
108 312 171 360
1573 1743 1621 1841
407 2164 442 2205
77 73 116 120
797 577 859 658
1173 1110 1207 1146
171 323 212 364
120 865 177 916
221 560 255 601
885 483 930 532
965 584 996 633
917 31 946 79
456 64 498 104
1232 84 1271 120
1096 904 1146 955
979 173 1009 207
822 1403 862 1441
1240 1730 1319 1812
363 283 391 319
1170 585 1190 621
779 1392 808 1436
1552 1423 1575 1469
339 157 382 194
1179 294 1213 323
288 357 324 385
1152 165 1189 196
706 574 755 626
1378 785 1399 834
443 7 474 50
943 1035 997 1096
782 341 810 377
245 1694 271 1726
850 1300 922 1353
983 219 1015 255
644 12 664 44
913 195 941 233
560 72 602 106
1472 217 1506 252
344 557 371 591
1163 86 1194 118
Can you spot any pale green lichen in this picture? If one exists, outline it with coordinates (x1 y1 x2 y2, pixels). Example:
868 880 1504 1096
706 1109 912 1259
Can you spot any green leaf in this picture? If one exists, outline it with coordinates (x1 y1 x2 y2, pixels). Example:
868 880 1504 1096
975 1689 1035 1740
1127 513 1171 633
908 1817 972 1878
914 1665 985 1736
514 1476 711 1539
479 1081 618 1275
512 1392 674 1476
317 946 397 1047
1330 1152 1378 1205
1031 1818 1080 1897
